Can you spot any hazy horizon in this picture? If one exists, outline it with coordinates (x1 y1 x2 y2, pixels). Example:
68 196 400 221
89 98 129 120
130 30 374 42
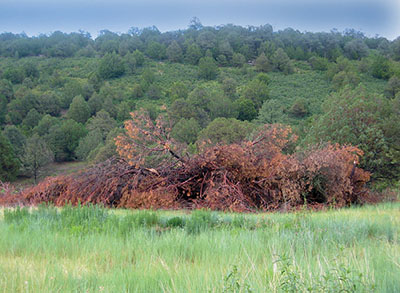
1 0 399 40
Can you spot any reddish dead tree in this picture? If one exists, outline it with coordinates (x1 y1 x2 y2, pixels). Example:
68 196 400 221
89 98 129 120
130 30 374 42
8 110 372 211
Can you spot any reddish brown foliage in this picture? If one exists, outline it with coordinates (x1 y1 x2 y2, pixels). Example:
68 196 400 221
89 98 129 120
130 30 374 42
5 112 373 212
0 181 23 206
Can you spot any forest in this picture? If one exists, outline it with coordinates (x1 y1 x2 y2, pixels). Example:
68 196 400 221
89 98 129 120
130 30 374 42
0 20 400 209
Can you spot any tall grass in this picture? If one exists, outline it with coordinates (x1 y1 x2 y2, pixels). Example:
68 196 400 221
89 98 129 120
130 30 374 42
0 203 399 292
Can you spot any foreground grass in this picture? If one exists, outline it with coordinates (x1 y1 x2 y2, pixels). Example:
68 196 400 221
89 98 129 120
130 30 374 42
0 203 399 292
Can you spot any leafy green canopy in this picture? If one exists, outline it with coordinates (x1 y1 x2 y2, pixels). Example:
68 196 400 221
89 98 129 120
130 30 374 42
305 85 400 183
0 133 19 182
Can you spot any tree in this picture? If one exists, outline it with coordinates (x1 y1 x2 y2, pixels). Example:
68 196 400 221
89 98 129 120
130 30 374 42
306 86 399 182
240 74 270 109
86 109 116 139
197 118 253 145
37 92 61 116
3 67 24 84
168 98 198 124
23 108 42 129
0 79 14 102
255 52 271 72
21 134 54 183
46 119 87 161
384 76 400 99
289 98 309 117
98 52 125 79
231 53 246 67
271 48 293 74
75 130 103 160
185 43 202 65
34 115 60 136
234 98 257 121
132 49 145 66
67 95 91 124
332 71 360 91
88 93 104 115
370 54 391 79
168 81 189 101
198 57 218 80
145 41 166 60
308 56 329 71
343 39 368 60
0 94 6 125
208 94 237 120
171 118 201 144
166 41 183 62
0 132 19 182
7 91 38 125
257 99 285 124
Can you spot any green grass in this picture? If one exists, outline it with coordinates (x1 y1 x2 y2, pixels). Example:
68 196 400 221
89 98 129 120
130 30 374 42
13 161 87 188
0 203 399 292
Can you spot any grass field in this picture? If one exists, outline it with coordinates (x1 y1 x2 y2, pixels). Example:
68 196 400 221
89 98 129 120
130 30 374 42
0 202 399 292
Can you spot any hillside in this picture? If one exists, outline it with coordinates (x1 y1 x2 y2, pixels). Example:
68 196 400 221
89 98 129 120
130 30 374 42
0 25 399 187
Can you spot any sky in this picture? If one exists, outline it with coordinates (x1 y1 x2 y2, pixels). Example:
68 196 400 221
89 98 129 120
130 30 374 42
1 0 399 40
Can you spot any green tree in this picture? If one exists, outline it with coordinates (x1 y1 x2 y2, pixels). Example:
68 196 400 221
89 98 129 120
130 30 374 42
231 53 246 67
67 95 91 124
289 98 309 118
0 79 14 101
271 48 293 74
240 74 270 109
332 71 360 91
146 84 163 100
343 39 368 60
0 94 6 125
370 54 391 79
145 41 166 60
3 67 25 84
198 57 218 80
7 91 38 125
254 52 271 72
132 49 145 66
384 76 400 99
86 110 116 139
0 132 19 182
46 119 87 161
171 118 201 144
168 98 198 124
185 43 203 65
88 93 104 115
197 118 253 145
60 79 84 108
75 130 103 160
308 56 329 71
21 134 54 183
234 98 257 121
34 115 60 136
37 92 61 116
123 52 138 74
87 128 122 163
257 99 286 124
166 41 183 62
306 86 399 182
2 125 26 157
23 108 42 129
98 52 125 79
168 81 189 101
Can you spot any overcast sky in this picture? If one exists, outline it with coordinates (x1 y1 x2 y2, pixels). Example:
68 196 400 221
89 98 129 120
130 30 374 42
1 0 399 39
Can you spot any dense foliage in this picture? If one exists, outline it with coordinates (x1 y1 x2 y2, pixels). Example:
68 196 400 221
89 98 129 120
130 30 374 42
0 21 399 188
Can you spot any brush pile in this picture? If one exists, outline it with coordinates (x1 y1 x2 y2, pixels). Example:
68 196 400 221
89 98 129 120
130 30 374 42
4 112 371 212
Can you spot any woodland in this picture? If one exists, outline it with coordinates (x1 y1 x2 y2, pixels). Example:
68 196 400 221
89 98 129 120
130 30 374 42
0 20 400 211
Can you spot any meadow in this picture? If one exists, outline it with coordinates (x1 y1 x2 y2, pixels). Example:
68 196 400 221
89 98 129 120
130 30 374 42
0 202 399 292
